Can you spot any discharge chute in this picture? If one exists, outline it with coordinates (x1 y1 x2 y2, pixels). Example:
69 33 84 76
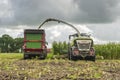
38 18 80 37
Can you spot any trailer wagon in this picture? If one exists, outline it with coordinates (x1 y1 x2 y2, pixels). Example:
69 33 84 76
23 29 47 59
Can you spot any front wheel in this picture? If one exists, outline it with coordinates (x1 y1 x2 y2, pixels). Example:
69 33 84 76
68 49 76 60
85 55 96 62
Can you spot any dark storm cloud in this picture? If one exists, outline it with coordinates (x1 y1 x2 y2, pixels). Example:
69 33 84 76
0 0 120 26
73 0 120 23
8 0 75 26
10 0 62 25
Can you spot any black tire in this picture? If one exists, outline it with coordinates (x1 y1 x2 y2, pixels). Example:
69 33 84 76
85 56 95 62
24 54 29 59
39 50 47 60
69 49 76 60
68 49 72 60
68 52 72 60
41 53 47 60
92 55 96 62
68 43 76 60
91 48 96 62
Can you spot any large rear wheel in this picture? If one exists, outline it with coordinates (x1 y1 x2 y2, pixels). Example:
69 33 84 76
92 55 96 62
24 54 29 59
39 50 47 59
68 49 76 60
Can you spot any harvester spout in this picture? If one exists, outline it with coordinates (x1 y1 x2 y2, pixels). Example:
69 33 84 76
38 18 80 37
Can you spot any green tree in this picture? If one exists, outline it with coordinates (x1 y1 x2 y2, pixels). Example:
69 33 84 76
0 37 3 51
52 41 68 55
58 42 62 54
62 41 68 54
14 38 23 52
52 41 58 55
10 38 23 52
1 34 13 53
0 34 23 53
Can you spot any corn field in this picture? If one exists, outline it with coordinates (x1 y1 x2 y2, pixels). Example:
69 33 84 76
0 54 120 80
95 43 120 59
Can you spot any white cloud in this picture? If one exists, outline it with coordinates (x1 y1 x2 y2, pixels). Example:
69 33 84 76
45 24 94 42
51 31 61 38
75 25 93 34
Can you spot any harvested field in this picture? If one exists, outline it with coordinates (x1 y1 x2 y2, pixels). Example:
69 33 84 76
0 53 120 80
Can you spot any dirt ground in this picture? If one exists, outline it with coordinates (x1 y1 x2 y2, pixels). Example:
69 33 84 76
0 58 120 80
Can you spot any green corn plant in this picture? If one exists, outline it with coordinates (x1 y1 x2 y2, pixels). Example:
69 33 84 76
95 43 120 59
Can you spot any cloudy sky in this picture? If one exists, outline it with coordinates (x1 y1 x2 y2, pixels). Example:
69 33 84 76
0 0 120 46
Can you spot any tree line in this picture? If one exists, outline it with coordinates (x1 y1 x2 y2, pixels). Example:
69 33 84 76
0 34 120 59
52 41 68 55
0 34 23 53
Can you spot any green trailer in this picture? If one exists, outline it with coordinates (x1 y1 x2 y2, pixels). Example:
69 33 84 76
23 29 47 59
